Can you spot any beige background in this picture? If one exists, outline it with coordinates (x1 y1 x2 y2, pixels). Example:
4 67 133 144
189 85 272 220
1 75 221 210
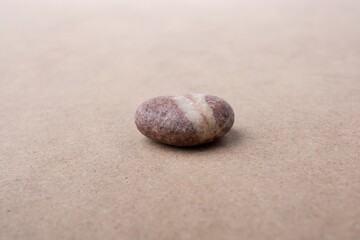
1 0 360 239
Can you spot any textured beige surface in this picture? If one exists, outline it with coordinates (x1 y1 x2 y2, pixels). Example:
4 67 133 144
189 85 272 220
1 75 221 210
1 0 360 239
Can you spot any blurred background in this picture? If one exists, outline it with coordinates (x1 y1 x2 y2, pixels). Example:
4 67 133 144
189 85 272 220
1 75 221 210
1 0 359 239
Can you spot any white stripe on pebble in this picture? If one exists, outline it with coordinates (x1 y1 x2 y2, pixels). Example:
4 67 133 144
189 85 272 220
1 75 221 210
173 94 217 141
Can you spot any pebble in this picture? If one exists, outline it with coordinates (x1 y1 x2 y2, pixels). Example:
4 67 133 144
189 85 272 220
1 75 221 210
135 94 235 146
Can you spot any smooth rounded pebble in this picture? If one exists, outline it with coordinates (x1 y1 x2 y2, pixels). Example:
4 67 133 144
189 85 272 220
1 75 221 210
135 94 235 146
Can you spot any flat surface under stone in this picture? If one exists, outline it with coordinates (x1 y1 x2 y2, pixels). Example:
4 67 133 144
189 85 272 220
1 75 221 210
1 0 360 239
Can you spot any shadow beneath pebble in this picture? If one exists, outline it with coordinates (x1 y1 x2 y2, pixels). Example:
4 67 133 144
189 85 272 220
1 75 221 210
145 128 245 152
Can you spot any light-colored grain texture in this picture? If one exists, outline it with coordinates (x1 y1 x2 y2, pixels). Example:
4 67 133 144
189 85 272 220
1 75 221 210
1 0 360 239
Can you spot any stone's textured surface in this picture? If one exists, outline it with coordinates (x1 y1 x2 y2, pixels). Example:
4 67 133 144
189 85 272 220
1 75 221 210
135 94 235 146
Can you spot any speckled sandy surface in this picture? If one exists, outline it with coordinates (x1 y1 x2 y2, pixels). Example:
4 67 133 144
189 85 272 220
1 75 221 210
1 0 360 239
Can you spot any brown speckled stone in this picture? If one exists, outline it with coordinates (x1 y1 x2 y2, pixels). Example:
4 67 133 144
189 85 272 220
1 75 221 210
135 94 235 146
